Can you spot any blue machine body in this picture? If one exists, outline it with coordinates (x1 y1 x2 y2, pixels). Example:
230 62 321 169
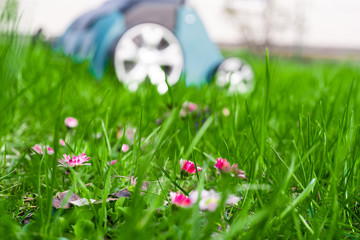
55 0 224 86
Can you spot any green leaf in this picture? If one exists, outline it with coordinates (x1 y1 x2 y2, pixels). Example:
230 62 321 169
74 219 95 239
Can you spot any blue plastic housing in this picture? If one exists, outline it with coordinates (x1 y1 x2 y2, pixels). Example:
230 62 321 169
54 0 225 87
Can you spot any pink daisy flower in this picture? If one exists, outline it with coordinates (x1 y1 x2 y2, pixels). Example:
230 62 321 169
179 159 202 177
226 194 241 205
188 102 198 112
59 139 66 146
235 168 247 180
222 108 230 116
190 189 220 212
121 144 129 152
214 158 231 172
131 176 137 186
32 144 54 155
189 189 240 212
46 146 54 155
169 192 192 208
214 158 247 179
199 189 220 211
117 127 136 141
110 160 117 165
64 117 78 128
32 144 43 154
58 153 90 167
180 101 198 117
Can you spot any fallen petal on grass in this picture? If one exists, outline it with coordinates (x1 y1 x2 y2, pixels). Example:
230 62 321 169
53 189 131 209
53 191 81 209
70 198 96 207
110 189 131 198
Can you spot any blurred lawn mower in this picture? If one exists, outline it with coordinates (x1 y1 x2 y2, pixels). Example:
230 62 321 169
55 0 254 94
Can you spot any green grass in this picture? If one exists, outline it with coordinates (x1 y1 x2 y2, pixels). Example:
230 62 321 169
1 31 360 239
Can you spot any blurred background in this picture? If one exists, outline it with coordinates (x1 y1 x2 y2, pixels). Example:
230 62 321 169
2 0 360 59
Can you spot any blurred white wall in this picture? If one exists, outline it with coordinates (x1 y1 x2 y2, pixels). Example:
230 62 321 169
192 0 360 49
15 0 105 36
11 0 360 50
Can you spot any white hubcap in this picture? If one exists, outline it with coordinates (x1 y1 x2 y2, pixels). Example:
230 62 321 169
216 58 255 94
114 23 184 94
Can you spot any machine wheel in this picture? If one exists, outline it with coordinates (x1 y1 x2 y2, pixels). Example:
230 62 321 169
114 23 184 94
215 57 254 94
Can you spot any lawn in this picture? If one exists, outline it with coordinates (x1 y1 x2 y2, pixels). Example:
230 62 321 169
1 32 360 239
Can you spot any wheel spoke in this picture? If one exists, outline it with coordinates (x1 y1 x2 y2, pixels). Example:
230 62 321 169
241 66 254 80
157 83 168 94
141 26 163 47
126 63 147 84
148 65 166 85
157 44 182 66
116 38 138 61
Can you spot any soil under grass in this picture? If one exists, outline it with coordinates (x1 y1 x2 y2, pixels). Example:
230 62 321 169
1 34 360 239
